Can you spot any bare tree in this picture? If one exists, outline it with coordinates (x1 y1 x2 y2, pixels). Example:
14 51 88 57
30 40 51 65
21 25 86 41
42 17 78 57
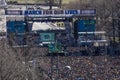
65 0 120 39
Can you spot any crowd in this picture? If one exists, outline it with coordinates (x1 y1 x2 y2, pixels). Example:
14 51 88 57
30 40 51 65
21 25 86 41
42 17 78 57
37 56 120 80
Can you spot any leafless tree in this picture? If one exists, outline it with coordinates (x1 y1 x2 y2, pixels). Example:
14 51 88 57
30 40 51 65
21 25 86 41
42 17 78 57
65 0 120 41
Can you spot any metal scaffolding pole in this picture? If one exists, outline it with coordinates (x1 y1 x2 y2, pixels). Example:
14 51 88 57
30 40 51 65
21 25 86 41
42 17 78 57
118 12 120 44
59 0 62 8
49 0 53 10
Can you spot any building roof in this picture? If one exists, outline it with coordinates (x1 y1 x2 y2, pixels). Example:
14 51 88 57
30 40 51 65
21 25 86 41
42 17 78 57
32 22 65 31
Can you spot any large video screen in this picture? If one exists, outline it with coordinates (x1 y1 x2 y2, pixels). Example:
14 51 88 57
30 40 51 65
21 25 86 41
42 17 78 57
40 33 55 42
7 21 26 33
78 20 95 32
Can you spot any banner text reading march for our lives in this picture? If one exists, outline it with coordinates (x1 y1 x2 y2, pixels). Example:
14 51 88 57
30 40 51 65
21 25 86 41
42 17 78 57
5 9 96 16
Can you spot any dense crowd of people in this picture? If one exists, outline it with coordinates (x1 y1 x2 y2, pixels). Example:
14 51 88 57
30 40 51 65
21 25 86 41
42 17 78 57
36 56 120 80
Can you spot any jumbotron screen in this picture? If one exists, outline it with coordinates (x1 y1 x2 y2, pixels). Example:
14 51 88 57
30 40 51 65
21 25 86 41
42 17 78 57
40 33 55 42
